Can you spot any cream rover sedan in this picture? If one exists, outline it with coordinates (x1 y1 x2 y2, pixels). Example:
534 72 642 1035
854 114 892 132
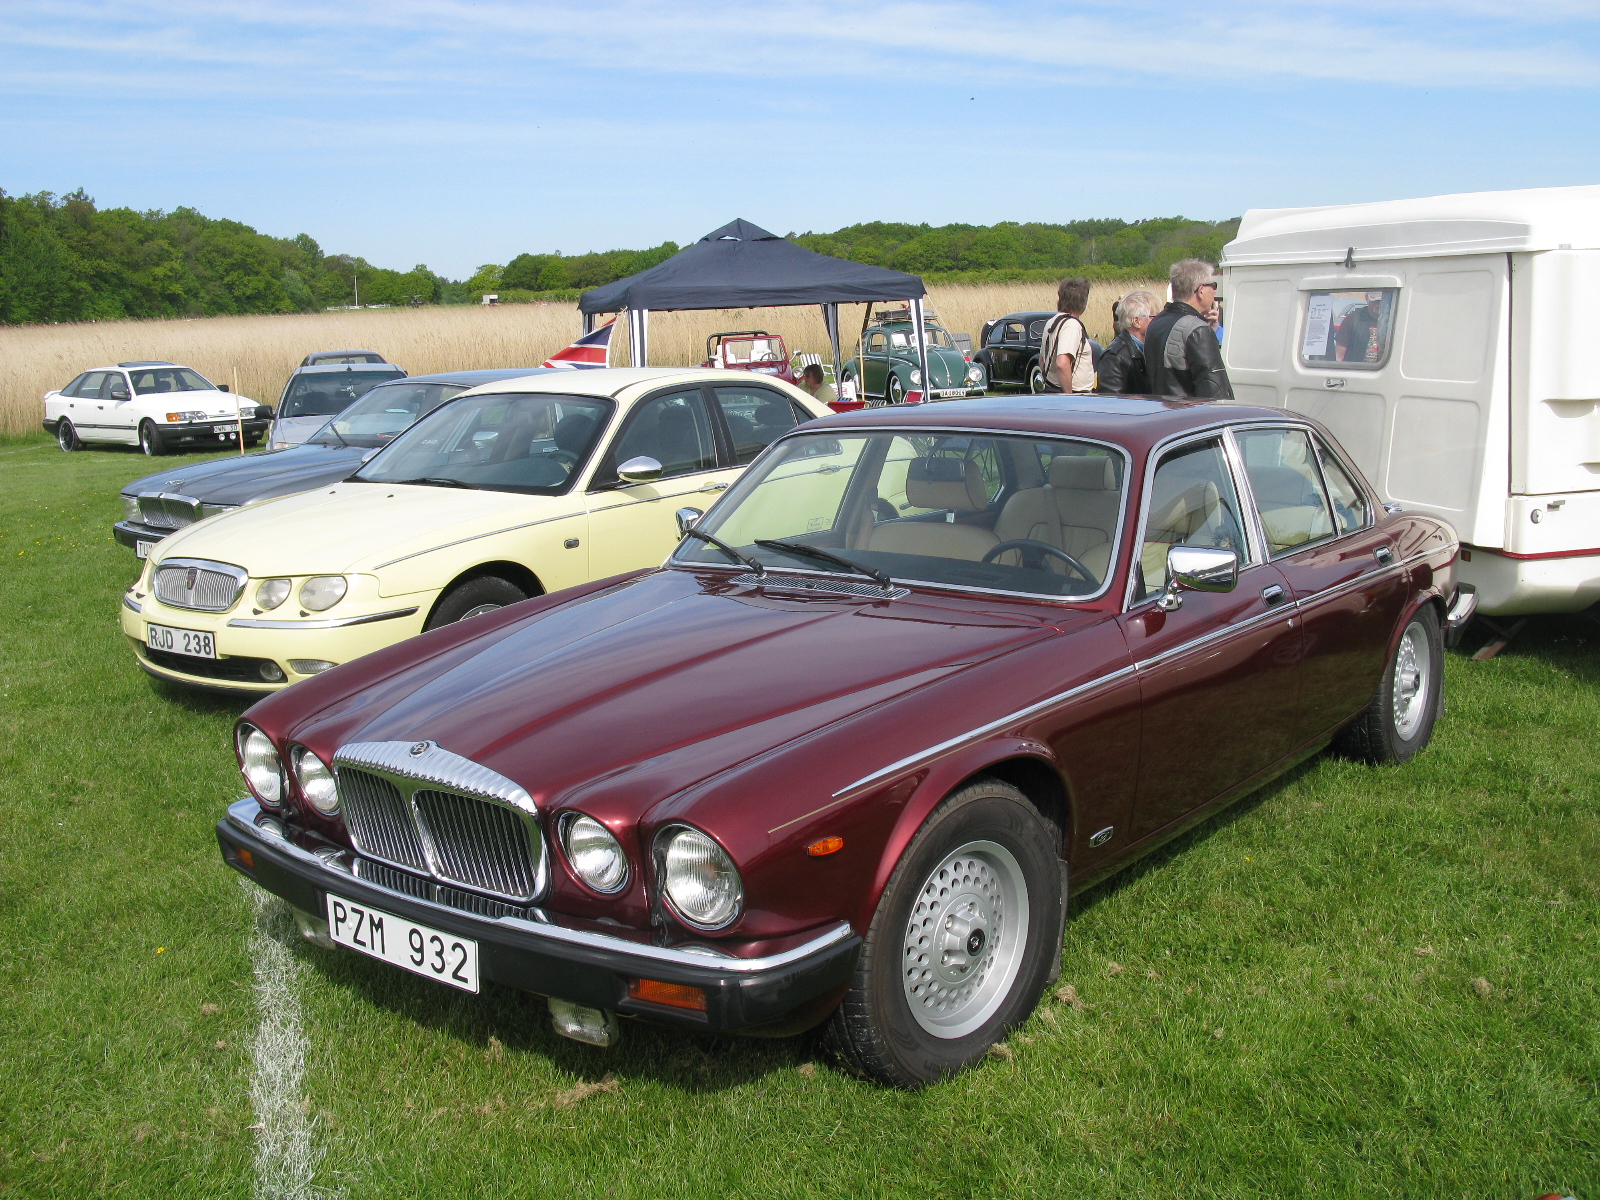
121 369 832 693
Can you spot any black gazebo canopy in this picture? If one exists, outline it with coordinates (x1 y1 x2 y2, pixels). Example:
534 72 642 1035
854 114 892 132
578 220 929 382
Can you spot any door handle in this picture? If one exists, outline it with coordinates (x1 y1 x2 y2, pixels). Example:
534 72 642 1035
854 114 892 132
1374 545 1395 565
699 481 729 493
1261 584 1287 606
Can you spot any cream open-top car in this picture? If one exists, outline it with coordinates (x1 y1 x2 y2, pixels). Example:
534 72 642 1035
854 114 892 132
121 368 831 693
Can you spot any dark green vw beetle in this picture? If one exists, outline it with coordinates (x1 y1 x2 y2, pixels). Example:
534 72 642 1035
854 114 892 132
839 309 987 405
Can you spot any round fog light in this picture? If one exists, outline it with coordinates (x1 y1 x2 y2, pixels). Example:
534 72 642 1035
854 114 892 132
259 661 286 682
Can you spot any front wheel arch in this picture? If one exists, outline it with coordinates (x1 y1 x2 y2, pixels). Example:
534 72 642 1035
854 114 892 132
423 560 544 627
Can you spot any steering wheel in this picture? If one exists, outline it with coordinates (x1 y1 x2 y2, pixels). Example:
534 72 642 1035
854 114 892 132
982 539 1097 586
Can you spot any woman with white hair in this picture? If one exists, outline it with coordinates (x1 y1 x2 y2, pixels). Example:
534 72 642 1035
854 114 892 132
1096 288 1159 394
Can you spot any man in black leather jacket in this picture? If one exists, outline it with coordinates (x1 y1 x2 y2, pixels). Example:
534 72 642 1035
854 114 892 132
1096 288 1158 394
1145 260 1234 399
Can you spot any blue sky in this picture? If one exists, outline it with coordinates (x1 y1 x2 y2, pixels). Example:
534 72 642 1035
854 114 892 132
3 1 1598 279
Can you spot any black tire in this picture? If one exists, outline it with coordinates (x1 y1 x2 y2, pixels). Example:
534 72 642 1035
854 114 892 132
425 576 528 631
1335 605 1444 764
886 375 905 405
821 777 1062 1088
139 421 167 457
56 419 80 452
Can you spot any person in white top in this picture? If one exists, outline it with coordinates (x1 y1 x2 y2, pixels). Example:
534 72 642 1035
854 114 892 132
797 363 837 405
1040 277 1095 393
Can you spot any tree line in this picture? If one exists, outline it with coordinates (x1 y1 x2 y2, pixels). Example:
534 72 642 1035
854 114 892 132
0 186 1239 327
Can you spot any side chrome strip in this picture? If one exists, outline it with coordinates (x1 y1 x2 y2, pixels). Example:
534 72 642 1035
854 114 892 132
228 606 418 630
1132 604 1294 672
813 664 1139 814
225 800 852 974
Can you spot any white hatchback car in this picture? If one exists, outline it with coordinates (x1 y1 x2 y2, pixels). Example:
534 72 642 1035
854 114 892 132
44 361 270 456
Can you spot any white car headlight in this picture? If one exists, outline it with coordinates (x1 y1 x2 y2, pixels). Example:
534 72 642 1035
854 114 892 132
909 369 922 385
967 365 984 384
238 723 283 807
562 814 628 892
121 495 141 522
165 410 206 423
299 576 347 611
290 745 339 815
256 578 291 610
659 827 742 928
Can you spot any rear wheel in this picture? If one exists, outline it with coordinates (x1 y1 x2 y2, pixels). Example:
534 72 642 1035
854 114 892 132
139 421 167 457
1028 362 1047 394
1335 605 1443 763
425 576 528 631
56 420 79 452
821 777 1062 1088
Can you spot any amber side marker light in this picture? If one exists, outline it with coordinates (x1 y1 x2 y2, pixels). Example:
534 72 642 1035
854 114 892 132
629 978 708 1011
807 836 844 857
231 847 255 872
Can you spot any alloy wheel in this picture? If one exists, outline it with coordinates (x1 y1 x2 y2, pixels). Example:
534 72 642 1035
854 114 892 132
1391 622 1432 740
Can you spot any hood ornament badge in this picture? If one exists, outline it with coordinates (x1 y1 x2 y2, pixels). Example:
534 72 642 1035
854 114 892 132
409 742 429 757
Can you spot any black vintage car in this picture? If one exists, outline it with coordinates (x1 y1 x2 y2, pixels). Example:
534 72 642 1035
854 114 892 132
113 369 548 557
975 311 1106 394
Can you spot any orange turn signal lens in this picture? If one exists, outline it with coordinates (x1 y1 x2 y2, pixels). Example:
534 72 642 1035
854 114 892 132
807 836 844 857
235 848 255 871
628 978 707 1011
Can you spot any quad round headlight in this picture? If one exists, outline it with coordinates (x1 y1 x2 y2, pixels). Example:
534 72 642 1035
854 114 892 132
290 745 339 816
299 575 347 611
562 814 628 893
256 578 291 610
237 723 283 807
659 827 742 929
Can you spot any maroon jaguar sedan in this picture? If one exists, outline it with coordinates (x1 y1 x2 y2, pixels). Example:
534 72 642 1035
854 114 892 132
218 396 1473 1087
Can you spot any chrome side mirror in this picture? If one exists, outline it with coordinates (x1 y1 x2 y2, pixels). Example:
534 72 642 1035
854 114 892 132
616 455 663 485
1157 546 1239 611
675 507 703 537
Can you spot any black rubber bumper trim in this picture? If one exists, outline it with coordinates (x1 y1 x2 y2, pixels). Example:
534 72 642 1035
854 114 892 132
216 814 860 1032
114 521 172 549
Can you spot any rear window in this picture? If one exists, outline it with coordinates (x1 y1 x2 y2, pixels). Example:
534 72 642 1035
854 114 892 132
1301 289 1398 369
280 370 405 419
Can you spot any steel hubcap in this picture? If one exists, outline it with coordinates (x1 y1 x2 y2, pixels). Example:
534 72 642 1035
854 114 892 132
458 602 503 621
1392 623 1431 740
901 839 1029 1039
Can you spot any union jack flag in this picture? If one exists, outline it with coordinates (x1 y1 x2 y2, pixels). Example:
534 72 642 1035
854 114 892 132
542 320 614 370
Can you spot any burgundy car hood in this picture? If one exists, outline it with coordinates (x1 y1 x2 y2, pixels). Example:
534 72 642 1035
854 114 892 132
334 571 1056 815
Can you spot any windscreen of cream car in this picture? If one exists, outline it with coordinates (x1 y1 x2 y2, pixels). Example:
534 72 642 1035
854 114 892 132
675 430 1127 599
308 381 468 448
353 391 612 495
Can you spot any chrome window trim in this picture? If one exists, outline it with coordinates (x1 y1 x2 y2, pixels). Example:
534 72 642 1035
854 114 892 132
668 424 1134 607
226 799 852 972
332 740 547 903
228 606 419 630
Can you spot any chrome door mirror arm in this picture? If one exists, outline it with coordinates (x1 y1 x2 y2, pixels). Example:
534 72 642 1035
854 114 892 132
1157 546 1240 612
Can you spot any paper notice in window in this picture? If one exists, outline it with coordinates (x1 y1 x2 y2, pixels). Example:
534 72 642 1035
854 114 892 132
1302 295 1334 360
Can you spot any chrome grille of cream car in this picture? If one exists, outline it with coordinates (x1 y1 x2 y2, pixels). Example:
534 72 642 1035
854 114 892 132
152 557 248 611
332 740 546 903
137 493 201 530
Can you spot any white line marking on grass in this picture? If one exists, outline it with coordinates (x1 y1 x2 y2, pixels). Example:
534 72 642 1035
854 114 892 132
243 880 334 1200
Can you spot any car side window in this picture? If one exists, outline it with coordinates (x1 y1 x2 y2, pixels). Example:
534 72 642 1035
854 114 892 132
1315 438 1370 536
866 332 886 353
1138 437 1249 597
600 389 717 484
1002 322 1026 344
71 372 106 398
103 373 131 400
1235 428 1335 556
61 373 90 397
711 385 800 466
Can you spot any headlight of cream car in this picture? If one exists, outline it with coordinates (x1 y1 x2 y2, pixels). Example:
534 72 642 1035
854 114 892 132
290 745 339 815
121 495 140 522
256 578 291 610
659 826 742 928
562 814 628 893
299 576 347 611
238 723 283 807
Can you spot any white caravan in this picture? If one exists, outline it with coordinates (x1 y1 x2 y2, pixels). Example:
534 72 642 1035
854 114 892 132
1220 184 1600 616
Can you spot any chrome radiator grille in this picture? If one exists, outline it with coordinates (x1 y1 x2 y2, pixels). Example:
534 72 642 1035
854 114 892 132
137 493 200 530
152 558 247 611
332 741 545 903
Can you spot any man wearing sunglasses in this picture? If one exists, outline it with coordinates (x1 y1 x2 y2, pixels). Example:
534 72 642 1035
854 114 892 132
1145 258 1234 400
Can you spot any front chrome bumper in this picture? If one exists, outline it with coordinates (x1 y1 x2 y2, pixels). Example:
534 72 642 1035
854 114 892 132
217 799 860 1032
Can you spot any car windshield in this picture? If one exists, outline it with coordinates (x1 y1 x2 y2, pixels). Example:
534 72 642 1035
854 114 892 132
886 327 955 350
674 429 1127 598
354 391 612 494
308 382 467 448
129 367 214 394
280 370 404 419
721 337 786 364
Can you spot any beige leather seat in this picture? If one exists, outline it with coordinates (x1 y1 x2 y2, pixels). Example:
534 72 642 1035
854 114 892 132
866 458 999 561
1141 478 1226 588
1248 464 1332 553
992 455 1121 581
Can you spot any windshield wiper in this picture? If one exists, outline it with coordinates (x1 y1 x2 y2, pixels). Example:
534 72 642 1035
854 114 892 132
755 539 893 588
388 477 473 489
681 528 765 576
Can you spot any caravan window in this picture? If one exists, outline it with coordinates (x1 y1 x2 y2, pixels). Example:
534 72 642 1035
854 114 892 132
1300 288 1398 369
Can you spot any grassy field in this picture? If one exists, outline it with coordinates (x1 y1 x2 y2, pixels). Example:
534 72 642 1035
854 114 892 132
0 432 1595 1199
0 281 1147 437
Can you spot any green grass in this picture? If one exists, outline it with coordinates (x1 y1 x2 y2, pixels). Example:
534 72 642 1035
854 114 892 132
1 430 1596 1198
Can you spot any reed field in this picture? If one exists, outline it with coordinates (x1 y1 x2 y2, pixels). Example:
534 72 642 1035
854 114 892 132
0 281 1147 438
